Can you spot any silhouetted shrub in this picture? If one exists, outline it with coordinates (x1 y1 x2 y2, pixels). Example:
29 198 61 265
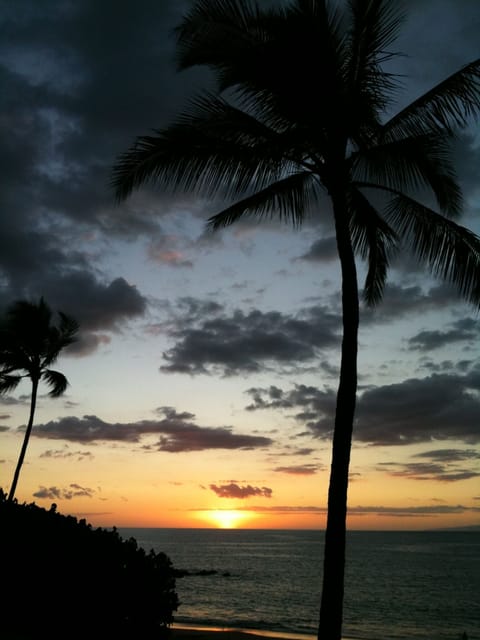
0 490 179 639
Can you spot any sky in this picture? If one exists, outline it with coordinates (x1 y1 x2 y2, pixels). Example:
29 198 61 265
0 0 479 531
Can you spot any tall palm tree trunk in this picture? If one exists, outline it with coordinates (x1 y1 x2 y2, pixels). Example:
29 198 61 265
8 377 39 502
318 196 359 640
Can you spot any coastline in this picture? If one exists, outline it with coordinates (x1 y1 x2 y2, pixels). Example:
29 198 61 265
171 624 316 640
171 623 358 640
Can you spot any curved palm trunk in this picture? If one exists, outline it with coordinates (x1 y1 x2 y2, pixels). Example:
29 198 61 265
318 195 359 640
8 377 39 502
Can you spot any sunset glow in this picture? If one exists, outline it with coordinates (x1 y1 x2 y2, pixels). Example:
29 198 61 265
205 510 254 529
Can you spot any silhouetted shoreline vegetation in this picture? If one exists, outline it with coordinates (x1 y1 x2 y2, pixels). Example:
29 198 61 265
1 490 179 640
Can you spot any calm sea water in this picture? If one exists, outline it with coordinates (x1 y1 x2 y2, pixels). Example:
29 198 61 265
118 528 479 640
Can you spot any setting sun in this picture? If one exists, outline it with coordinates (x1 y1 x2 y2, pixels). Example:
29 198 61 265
207 510 251 529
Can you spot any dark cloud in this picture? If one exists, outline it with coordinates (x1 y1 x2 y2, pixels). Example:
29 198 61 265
158 297 225 332
414 449 480 462
399 1 480 94
378 448 480 483
33 483 96 501
46 274 147 356
0 395 28 407
291 447 316 456
352 371 480 446
210 483 273 499
46 275 147 332
245 383 337 426
360 283 467 325
39 448 94 462
30 406 273 452
216 503 479 516
408 318 479 352
0 270 148 357
347 504 480 516
295 236 338 263
0 0 195 355
273 465 318 475
246 367 480 446
417 359 475 375
0 0 194 226
161 304 341 376
380 463 479 483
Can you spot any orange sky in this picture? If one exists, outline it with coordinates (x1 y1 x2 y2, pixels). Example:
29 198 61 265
3 421 478 531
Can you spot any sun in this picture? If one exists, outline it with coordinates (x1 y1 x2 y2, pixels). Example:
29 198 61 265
208 510 249 529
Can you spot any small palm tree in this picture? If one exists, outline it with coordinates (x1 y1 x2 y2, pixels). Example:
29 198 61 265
0 297 79 502
111 1 480 638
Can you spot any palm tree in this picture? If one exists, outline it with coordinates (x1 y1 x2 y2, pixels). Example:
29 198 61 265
111 1 480 638
0 297 79 503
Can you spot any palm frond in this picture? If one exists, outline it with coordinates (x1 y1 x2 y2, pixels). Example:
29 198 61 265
58 312 80 345
0 346 32 376
385 194 480 307
207 171 320 230
112 94 307 203
349 0 405 52
352 133 463 216
0 298 77 389
347 0 405 112
348 186 398 306
177 0 348 134
43 313 79 367
42 369 69 398
239 0 346 131
383 58 480 139
0 374 22 395
175 0 267 82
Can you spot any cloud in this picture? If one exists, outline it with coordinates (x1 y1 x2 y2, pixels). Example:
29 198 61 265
347 504 480 516
39 448 94 462
31 406 273 452
210 483 273 499
160 302 342 375
35 274 148 356
360 283 466 325
380 462 479 483
273 465 318 475
378 448 480 482
55 275 147 331
245 383 337 425
295 236 338 263
157 297 225 333
408 318 479 352
352 371 480 446
415 448 480 462
0 0 186 355
32 483 96 501
0 395 28 407
246 367 480 446
0 271 148 358
147 236 193 268
213 503 480 517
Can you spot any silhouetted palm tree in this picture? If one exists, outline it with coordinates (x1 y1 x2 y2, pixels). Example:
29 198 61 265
111 1 480 638
0 298 78 502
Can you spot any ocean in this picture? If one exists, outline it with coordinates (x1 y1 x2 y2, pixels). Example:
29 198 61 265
117 528 479 640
